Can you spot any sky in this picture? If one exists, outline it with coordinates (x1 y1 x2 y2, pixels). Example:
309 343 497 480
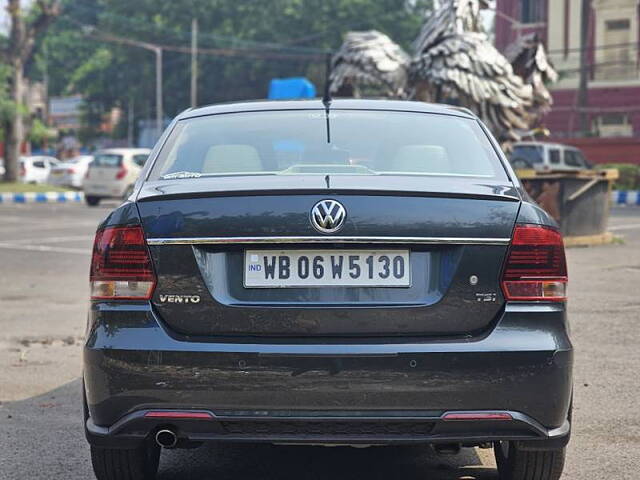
0 0 35 35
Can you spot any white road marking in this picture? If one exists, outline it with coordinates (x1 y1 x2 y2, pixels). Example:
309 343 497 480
21 235 93 244
0 242 89 255
609 223 640 232
0 222 99 234
0 215 43 225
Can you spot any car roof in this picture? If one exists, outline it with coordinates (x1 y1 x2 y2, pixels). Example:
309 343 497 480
20 155 57 162
57 155 93 164
514 141 578 150
178 99 477 121
96 148 151 155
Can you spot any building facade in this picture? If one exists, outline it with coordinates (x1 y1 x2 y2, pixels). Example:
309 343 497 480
496 0 640 164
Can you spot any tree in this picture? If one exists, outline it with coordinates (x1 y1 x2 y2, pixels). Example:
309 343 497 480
2 0 60 182
35 0 431 145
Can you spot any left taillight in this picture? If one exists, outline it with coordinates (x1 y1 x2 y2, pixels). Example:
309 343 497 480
90 225 156 300
501 224 568 302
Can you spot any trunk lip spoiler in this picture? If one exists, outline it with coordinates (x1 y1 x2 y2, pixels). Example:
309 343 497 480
146 235 511 246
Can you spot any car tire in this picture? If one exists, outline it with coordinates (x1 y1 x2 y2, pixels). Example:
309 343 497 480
85 196 101 207
84 380 161 480
90 443 160 480
495 441 565 480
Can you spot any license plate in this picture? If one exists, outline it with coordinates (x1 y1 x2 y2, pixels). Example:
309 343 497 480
51 171 63 176
244 249 411 288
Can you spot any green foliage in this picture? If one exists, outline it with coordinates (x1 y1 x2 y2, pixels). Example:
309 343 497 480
599 163 640 191
30 0 432 142
28 118 56 144
0 182 72 192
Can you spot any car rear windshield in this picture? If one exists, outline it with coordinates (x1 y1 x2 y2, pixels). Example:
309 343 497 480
92 153 123 168
149 110 506 180
511 145 544 165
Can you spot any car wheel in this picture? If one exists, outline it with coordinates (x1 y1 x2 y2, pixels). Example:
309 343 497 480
494 441 565 480
85 196 101 207
90 443 160 480
85 380 161 480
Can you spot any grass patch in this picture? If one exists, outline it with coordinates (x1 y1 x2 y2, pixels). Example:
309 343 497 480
0 182 73 193
598 163 640 190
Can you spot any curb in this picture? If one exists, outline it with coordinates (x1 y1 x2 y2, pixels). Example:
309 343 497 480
611 191 640 206
0 191 84 204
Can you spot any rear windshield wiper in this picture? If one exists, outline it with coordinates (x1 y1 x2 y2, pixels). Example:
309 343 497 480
161 171 202 179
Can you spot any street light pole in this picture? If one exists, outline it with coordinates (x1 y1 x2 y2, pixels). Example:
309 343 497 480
155 46 163 138
578 0 591 136
191 18 198 108
81 26 165 141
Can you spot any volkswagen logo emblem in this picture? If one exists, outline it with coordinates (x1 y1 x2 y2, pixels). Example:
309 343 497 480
310 199 346 234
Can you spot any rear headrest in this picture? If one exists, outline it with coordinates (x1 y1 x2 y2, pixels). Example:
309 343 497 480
391 145 451 174
202 145 262 174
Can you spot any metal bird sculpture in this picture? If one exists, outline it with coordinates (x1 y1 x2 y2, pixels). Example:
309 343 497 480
410 0 533 143
329 30 410 98
329 0 558 146
505 32 559 120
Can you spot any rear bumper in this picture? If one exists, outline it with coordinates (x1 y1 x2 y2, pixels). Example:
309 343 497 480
84 302 573 448
85 408 570 449
48 175 82 189
83 181 127 198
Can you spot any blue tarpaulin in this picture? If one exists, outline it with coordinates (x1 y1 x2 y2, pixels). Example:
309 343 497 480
268 77 317 99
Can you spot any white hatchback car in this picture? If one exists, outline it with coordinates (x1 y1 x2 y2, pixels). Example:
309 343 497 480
83 148 151 206
19 156 60 184
48 155 94 189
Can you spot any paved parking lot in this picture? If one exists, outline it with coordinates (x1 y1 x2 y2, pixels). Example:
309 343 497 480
0 203 639 479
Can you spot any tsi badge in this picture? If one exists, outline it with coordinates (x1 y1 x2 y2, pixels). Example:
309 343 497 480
159 294 201 304
475 293 497 303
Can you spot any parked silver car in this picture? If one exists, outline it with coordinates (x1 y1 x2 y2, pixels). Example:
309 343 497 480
48 155 94 189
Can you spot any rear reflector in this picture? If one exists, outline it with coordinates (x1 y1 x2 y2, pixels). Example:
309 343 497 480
442 412 513 421
90 226 156 300
501 224 567 302
144 411 214 420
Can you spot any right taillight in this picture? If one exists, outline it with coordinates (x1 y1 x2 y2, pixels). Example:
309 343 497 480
501 224 567 302
90 225 156 300
115 166 128 180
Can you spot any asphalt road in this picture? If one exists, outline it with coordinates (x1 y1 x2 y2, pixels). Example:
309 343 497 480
1 203 639 479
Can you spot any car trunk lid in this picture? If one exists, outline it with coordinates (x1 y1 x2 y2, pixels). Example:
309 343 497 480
137 176 520 337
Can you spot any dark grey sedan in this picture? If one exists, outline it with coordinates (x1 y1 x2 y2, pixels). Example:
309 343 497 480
84 99 572 480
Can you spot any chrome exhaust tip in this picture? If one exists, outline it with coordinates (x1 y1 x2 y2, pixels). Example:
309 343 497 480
155 429 178 449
